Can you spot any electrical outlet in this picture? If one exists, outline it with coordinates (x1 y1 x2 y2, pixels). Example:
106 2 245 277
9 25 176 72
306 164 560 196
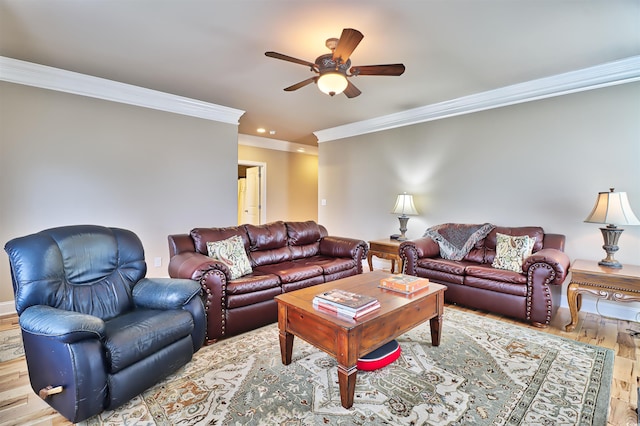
154 257 162 267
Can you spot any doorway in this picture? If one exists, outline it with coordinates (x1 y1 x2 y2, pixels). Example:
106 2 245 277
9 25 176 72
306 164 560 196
238 161 266 225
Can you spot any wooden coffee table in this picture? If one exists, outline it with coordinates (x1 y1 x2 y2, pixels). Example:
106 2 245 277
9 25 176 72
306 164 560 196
274 270 446 409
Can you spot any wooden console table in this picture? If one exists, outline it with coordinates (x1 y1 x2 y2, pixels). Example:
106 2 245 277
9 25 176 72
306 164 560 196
367 239 403 273
565 259 640 332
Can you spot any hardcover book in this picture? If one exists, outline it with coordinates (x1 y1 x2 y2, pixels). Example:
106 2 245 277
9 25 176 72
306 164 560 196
314 289 378 311
313 299 381 320
379 274 430 294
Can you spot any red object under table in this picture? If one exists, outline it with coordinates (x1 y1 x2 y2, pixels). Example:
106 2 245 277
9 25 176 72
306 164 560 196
357 339 401 371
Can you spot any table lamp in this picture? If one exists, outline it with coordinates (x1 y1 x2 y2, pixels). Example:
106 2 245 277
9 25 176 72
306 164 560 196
584 188 640 268
391 192 418 241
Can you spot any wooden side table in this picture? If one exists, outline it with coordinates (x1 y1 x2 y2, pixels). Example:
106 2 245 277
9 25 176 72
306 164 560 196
565 259 640 332
368 239 403 273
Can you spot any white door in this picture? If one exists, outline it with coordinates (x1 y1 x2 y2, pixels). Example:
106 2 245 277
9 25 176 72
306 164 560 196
241 167 260 225
237 178 246 225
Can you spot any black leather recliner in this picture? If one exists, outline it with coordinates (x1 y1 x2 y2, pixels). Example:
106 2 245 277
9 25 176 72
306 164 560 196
4 225 206 423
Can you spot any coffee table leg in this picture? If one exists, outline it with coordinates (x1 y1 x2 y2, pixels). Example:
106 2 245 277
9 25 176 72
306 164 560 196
337 364 357 409
430 314 443 346
279 330 294 365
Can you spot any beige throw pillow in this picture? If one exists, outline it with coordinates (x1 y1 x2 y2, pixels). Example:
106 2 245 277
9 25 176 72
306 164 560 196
491 233 535 273
206 235 252 279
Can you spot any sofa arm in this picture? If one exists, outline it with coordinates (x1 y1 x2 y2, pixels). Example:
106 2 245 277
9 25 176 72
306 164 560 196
399 237 440 274
319 236 368 260
523 248 570 285
168 252 232 281
168 251 231 343
19 305 105 343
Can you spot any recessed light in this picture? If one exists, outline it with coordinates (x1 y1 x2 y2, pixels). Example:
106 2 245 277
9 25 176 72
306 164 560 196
257 128 266 133
269 130 276 135
297 148 306 153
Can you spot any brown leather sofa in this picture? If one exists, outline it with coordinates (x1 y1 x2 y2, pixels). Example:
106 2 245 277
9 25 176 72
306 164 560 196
168 220 368 343
399 224 570 327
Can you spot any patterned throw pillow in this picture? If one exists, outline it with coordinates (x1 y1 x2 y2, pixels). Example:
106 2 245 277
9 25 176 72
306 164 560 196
491 233 535 273
206 236 252 279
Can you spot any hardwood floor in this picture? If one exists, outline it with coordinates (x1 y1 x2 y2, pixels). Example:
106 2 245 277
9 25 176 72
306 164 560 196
0 305 638 426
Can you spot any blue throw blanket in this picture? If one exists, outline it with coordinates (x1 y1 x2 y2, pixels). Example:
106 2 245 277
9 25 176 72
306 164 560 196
423 223 495 261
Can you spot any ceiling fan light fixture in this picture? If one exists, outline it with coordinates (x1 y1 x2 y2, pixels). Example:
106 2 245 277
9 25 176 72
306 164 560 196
317 71 348 96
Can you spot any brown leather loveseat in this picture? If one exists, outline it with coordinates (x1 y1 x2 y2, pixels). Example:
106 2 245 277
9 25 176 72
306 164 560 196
399 223 570 327
168 220 368 343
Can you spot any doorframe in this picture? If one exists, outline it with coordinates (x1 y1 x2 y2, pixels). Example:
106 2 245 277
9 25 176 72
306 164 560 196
238 160 267 225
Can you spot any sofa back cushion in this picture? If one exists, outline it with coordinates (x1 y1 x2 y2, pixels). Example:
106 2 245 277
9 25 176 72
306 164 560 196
286 221 321 259
484 226 544 264
245 221 292 266
190 226 249 255
463 246 486 263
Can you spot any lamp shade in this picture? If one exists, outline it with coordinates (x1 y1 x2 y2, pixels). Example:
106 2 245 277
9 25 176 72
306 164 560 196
391 193 418 216
317 72 348 96
584 189 640 226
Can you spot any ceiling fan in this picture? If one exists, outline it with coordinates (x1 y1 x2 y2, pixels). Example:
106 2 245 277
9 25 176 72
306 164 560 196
265 28 405 98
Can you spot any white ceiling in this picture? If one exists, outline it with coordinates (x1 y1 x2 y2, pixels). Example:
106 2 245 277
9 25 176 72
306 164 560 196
1 0 638 146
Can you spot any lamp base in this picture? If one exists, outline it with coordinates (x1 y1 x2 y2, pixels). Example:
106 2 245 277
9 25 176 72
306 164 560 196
598 226 624 269
397 216 409 241
598 259 622 269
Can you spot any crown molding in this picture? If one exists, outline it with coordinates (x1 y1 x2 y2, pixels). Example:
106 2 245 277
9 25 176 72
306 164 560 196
238 134 318 155
0 56 245 124
314 55 640 143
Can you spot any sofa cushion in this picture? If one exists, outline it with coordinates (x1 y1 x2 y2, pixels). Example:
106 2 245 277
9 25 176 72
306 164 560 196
414 267 465 285
306 256 356 275
491 233 535 273
226 272 281 294
465 264 528 285
246 221 288 251
287 221 322 259
206 236 253 279
250 247 293 267
254 261 323 284
416 258 466 275
463 247 486 263
190 226 248 255
463 276 529 296
286 221 322 246
290 243 321 259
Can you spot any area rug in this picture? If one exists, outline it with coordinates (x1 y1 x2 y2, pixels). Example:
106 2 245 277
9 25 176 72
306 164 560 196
2 310 613 425
0 326 23 362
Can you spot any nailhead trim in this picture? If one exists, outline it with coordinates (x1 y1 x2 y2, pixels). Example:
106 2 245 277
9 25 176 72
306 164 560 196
526 263 555 325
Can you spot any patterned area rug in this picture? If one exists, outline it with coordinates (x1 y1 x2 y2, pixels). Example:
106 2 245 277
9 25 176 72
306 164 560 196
2 310 613 425
0 327 23 362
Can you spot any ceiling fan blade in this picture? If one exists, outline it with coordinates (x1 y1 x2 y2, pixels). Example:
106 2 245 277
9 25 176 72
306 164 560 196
284 77 317 91
350 64 406 76
343 80 361 98
265 51 317 69
332 28 364 63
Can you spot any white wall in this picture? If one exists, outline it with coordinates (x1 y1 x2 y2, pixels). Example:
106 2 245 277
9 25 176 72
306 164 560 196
0 81 239 306
319 82 640 321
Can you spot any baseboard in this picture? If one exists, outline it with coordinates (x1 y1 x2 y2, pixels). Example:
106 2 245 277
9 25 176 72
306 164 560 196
559 294 640 322
0 301 16 317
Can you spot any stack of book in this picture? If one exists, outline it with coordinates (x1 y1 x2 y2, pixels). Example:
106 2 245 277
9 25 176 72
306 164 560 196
312 289 380 320
379 274 430 294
